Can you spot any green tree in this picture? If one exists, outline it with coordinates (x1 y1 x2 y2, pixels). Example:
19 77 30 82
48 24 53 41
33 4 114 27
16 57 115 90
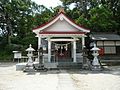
60 0 120 32
33 6 54 28
0 0 34 45
0 0 50 59
89 5 119 32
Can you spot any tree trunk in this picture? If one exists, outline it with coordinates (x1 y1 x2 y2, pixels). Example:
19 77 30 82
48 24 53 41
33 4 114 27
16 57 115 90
6 13 12 45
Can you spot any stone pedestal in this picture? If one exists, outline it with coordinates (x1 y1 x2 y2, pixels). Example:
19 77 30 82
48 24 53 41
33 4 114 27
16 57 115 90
82 47 90 70
16 63 26 71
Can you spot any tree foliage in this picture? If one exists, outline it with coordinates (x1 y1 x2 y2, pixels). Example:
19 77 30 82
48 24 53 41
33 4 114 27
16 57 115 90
60 0 120 32
0 0 53 57
89 5 119 32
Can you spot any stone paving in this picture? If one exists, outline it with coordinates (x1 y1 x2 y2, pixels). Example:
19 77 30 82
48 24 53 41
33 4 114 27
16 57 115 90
0 62 120 90
57 70 77 90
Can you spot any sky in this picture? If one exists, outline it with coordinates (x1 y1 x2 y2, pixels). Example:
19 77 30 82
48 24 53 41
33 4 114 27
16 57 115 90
31 0 62 8
31 0 75 9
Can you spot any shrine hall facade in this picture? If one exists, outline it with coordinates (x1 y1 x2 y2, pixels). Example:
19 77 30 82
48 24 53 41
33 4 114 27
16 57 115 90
33 11 90 63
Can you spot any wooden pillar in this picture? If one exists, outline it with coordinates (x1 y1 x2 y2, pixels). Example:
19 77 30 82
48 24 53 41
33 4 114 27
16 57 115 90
38 36 42 63
48 37 51 62
38 36 41 49
73 38 76 62
71 42 73 59
82 37 85 49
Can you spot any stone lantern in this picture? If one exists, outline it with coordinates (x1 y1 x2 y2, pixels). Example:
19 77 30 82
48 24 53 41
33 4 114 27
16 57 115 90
25 44 35 71
82 46 89 69
91 43 102 70
33 46 48 71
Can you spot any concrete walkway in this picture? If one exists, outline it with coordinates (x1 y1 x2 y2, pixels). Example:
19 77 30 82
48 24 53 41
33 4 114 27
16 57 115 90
57 70 77 90
0 62 120 90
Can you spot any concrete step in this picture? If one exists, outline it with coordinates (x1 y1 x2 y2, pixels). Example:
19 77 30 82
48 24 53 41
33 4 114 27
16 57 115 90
44 63 58 69
57 62 82 69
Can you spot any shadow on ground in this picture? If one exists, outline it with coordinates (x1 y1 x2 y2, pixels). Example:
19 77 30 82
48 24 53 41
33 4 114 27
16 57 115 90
0 62 16 67
22 66 120 76
1 62 120 76
67 66 120 76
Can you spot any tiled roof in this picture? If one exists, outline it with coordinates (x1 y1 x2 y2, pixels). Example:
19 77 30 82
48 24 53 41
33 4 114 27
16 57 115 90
92 33 120 40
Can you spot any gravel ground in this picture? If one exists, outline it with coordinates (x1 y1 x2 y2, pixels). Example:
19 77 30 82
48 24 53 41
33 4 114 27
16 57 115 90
0 62 120 90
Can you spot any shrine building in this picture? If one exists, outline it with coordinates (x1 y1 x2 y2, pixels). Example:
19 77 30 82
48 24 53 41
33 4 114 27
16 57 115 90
33 10 90 63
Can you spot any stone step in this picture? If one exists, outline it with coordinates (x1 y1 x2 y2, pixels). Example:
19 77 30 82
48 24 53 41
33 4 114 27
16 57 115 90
57 62 82 69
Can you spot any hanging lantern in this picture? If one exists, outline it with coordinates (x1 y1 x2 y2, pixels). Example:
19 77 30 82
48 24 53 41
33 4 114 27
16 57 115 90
65 44 68 51
55 44 58 50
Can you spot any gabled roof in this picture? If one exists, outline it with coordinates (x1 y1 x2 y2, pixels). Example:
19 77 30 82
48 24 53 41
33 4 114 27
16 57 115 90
92 33 120 41
33 12 90 34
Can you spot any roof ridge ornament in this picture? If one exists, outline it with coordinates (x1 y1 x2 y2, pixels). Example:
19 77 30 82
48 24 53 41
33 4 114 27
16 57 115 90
60 15 63 21
58 7 65 13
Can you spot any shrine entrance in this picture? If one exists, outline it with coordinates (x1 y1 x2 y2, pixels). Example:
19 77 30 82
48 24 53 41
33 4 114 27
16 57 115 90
53 41 72 62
